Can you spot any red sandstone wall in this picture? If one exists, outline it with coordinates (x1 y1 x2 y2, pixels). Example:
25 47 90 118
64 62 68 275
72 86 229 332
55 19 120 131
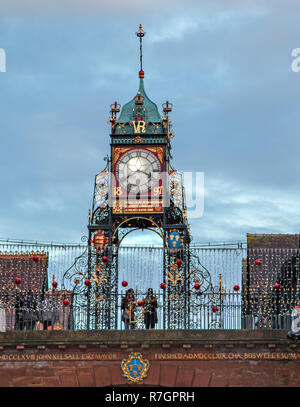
0 330 298 387
0 358 299 387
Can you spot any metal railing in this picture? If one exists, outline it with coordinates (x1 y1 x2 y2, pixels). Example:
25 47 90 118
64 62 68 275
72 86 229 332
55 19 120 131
0 242 299 330
0 290 296 331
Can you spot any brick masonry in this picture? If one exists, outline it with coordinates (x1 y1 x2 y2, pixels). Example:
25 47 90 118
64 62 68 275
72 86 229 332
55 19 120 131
0 330 299 387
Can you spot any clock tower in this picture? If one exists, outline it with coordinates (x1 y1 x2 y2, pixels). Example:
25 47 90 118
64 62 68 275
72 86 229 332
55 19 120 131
85 25 191 329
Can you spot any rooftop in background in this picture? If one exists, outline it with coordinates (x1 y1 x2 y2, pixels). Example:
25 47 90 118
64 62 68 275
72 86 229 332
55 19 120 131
0 252 48 293
247 233 300 248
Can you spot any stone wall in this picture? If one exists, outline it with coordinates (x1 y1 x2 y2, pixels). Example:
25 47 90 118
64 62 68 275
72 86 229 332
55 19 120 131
0 330 299 387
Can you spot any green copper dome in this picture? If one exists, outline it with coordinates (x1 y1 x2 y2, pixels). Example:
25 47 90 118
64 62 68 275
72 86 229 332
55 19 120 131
118 78 161 123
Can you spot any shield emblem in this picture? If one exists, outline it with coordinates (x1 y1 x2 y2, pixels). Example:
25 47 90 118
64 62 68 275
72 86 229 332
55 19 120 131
121 352 149 383
93 231 106 250
168 231 181 249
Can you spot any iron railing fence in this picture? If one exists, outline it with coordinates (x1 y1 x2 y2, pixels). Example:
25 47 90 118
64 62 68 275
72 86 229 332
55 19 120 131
0 242 245 290
0 243 299 330
0 291 296 331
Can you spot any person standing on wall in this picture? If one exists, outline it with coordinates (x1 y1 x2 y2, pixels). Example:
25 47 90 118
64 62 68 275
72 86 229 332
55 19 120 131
121 288 136 330
143 288 158 329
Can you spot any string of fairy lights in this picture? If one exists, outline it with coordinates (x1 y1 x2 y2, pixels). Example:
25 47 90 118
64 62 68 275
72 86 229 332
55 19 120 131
0 242 298 330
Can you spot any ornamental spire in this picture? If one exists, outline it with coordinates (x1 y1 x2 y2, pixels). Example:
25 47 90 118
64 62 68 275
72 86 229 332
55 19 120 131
136 24 145 79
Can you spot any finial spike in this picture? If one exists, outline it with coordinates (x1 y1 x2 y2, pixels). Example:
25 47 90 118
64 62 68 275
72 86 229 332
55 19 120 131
136 24 145 78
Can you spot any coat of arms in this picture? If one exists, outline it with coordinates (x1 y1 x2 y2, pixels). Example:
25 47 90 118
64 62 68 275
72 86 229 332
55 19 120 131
168 231 181 249
121 352 149 383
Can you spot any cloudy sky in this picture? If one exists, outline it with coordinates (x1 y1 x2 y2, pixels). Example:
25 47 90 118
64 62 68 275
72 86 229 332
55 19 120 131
0 0 300 245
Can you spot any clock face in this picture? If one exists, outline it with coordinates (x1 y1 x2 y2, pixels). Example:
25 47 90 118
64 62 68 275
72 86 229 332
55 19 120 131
115 149 161 194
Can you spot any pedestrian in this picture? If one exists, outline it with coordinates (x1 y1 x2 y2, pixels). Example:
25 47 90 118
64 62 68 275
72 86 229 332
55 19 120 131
15 290 38 330
143 288 158 329
39 294 59 330
121 288 136 330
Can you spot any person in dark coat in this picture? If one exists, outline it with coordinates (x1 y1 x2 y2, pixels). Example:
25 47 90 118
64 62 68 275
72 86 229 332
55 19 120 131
15 290 38 331
121 288 136 330
15 292 24 330
39 295 59 330
143 288 158 329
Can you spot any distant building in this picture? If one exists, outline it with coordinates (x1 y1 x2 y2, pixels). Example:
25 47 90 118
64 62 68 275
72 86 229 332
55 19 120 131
0 253 48 330
242 234 300 329
0 253 73 331
0 252 48 293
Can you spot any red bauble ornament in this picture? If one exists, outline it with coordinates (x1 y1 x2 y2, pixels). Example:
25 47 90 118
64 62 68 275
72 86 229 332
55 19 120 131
233 285 240 292
160 283 166 290
33 255 39 262
138 300 144 307
274 283 281 291
194 283 200 290
212 306 218 313
255 260 261 265
102 256 108 264
176 259 182 267
15 278 21 285
63 299 70 306
52 281 58 289
122 281 128 288
85 279 91 287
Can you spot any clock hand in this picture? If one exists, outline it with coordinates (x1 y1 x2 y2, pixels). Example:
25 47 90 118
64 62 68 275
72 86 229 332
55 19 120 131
126 170 148 180
134 170 153 177
127 183 134 192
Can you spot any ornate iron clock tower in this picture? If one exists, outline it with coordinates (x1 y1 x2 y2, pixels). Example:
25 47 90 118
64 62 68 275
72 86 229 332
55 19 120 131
69 25 194 330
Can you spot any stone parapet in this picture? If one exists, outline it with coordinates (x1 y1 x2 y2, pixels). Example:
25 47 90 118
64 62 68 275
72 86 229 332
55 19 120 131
0 330 298 387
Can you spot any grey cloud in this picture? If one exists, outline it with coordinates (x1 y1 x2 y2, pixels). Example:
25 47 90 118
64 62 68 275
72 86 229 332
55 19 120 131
0 3 300 243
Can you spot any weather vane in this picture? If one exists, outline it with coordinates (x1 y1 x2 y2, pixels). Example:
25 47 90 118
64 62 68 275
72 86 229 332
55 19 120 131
136 24 145 78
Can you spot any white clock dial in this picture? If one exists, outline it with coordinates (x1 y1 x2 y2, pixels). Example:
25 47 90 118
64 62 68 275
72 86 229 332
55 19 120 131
115 149 161 194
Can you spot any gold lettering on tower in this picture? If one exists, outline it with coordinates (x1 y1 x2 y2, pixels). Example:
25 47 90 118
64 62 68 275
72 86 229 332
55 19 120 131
132 120 146 134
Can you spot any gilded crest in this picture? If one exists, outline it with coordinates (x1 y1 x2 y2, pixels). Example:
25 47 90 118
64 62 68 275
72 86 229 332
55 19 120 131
121 352 149 383
168 231 181 249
